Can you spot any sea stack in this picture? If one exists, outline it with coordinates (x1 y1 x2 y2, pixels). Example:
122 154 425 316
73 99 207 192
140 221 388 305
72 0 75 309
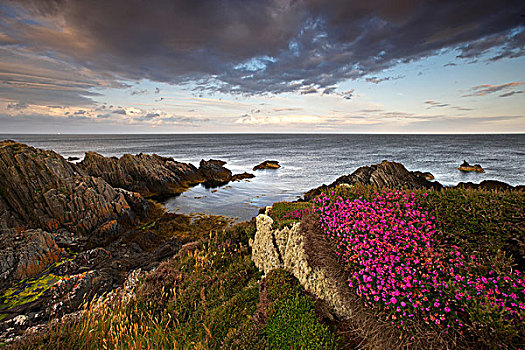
458 160 484 173
253 160 281 170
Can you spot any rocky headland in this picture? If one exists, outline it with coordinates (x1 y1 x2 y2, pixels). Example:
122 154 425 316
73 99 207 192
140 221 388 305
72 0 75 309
79 152 243 197
302 160 443 201
0 141 245 342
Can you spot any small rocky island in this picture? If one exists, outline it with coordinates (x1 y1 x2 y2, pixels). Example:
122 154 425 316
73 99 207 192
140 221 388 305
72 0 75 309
253 160 281 170
458 160 484 173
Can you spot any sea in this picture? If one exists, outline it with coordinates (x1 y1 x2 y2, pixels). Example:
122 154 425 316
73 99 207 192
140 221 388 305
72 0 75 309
2 134 524 221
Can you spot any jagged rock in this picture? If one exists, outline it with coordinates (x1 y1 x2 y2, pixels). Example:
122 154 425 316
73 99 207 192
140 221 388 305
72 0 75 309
253 160 280 171
251 213 353 321
231 172 255 181
202 159 226 167
412 170 434 180
0 141 134 244
456 180 514 191
303 160 442 201
0 229 66 290
458 160 484 173
114 188 153 218
79 151 202 197
198 159 232 187
0 141 189 343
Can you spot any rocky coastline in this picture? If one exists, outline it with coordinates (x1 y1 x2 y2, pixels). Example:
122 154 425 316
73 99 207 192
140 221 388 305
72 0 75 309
0 140 523 346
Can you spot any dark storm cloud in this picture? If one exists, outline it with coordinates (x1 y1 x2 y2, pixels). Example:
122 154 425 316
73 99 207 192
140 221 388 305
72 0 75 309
343 90 354 100
0 46 106 106
142 112 160 120
425 100 475 111
499 90 523 97
160 116 210 125
456 34 509 59
2 0 525 96
322 86 337 95
301 86 318 94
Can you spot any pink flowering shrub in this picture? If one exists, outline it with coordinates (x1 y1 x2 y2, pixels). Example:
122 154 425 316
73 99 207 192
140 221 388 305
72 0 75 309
313 190 524 340
283 208 311 221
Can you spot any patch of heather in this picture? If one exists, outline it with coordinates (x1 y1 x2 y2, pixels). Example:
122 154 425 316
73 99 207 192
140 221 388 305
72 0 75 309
313 190 525 338
283 208 311 221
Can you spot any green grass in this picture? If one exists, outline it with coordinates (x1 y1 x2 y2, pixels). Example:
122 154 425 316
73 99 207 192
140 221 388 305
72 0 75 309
269 201 312 228
265 269 338 350
266 293 337 350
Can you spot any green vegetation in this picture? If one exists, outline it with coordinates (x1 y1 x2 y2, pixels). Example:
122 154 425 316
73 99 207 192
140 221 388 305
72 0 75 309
328 183 525 269
317 184 525 348
269 201 312 228
265 268 301 302
265 269 338 350
267 293 337 350
9 220 261 350
0 274 59 309
7 183 524 349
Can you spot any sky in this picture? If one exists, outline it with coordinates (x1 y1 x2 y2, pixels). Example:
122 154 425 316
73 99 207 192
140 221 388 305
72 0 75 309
0 0 524 133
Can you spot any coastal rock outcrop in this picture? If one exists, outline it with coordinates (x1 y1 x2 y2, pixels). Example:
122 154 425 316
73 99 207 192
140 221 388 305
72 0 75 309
79 151 202 197
412 170 434 180
303 160 442 200
251 212 353 321
253 160 280 171
231 172 255 181
456 180 519 191
198 159 232 187
0 141 135 245
0 229 65 290
458 160 484 173
80 152 240 195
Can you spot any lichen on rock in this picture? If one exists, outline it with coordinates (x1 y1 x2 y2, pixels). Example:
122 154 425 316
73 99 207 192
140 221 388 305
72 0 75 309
251 213 353 321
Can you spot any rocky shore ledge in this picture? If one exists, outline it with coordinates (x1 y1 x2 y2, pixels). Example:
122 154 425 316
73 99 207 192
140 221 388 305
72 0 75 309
0 141 523 347
0 140 252 342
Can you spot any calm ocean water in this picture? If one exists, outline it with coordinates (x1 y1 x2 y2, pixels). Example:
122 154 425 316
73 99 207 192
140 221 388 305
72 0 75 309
2 134 524 221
